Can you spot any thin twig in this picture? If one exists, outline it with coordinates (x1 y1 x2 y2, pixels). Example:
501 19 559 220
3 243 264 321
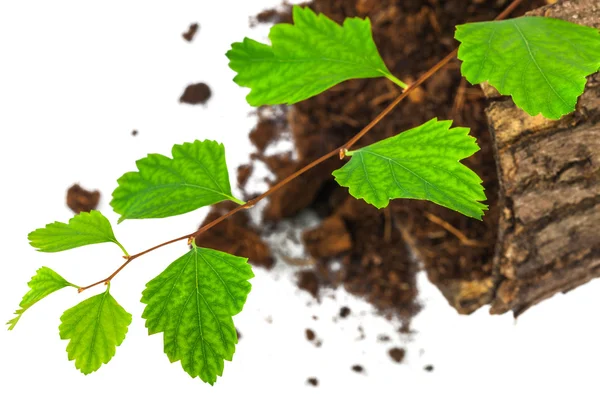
452 78 468 121
423 212 487 248
78 0 524 292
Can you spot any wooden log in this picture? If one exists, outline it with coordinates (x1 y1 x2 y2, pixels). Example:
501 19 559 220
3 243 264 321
485 0 600 315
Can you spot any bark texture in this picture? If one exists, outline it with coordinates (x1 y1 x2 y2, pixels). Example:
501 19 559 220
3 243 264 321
485 0 600 315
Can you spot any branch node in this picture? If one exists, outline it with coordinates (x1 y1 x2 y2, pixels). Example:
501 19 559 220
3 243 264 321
339 148 351 159
242 200 255 209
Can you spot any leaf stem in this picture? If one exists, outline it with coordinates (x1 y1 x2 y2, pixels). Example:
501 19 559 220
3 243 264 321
385 73 408 89
229 196 247 206
77 0 524 293
114 240 129 258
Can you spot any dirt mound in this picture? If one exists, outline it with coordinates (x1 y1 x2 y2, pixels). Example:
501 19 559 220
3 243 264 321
199 0 542 330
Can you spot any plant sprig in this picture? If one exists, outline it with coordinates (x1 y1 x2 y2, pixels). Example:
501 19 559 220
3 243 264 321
9 0 600 385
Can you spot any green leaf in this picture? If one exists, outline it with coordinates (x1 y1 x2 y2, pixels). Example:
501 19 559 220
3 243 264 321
456 16 600 120
28 210 128 255
111 140 244 222
226 5 405 107
332 118 487 219
141 245 254 384
7 267 77 330
59 285 132 375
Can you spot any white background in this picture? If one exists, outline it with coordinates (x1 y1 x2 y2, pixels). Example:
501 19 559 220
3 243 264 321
1 1 599 399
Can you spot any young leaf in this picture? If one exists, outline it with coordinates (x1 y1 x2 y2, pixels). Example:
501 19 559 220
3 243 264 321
28 210 128 255
111 140 244 222
7 267 77 330
332 119 487 220
59 285 132 375
226 5 405 107
456 17 600 120
141 245 254 385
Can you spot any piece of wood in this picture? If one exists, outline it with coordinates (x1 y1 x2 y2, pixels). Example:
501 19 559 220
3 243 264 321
484 0 600 315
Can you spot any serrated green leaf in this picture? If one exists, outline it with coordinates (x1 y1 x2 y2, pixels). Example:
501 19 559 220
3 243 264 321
7 267 77 330
332 118 487 219
111 140 244 222
28 210 127 255
59 285 132 375
226 5 405 107
141 245 254 385
456 16 600 119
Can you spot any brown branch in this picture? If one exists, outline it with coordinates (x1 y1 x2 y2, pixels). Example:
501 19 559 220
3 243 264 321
78 0 524 292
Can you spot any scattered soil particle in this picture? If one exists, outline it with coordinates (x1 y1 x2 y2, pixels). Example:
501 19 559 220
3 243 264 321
307 377 319 387
377 334 391 342
339 306 351 318
351 365 365 373
131 129 138 136
305 328 316 342
424 365 434 372
66 184 100 214
179 82 211 105
196 202 274 268
388 347 406 363
250 8 287 26
356 325 366 341
236 329 242 340
297 270 320 298
182 22 199 42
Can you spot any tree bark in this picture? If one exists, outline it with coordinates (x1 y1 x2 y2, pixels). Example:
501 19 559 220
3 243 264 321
484 0 600 315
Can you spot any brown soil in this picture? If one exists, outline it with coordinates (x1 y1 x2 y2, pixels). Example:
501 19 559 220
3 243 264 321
296 270 320 297
182 23 199 42
339 306 351 318
352 365 365 373
250 8 286 27
377 334 391 342
179 82 211 105
307 377 319 386
388 347 406 363
195 202 274 268
199 0 544 329
66 184 100 214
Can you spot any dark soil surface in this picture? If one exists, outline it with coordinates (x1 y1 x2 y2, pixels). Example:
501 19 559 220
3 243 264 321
66 184 100 213
179 82 211 105
182 23 199 42
199 0 543 340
